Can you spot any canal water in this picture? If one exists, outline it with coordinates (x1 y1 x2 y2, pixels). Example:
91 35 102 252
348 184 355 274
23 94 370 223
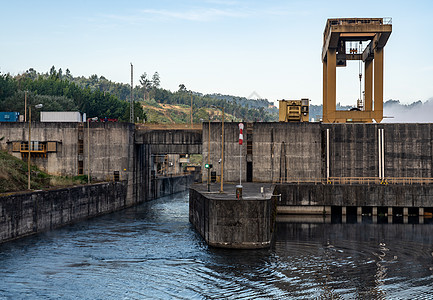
1 191 433 299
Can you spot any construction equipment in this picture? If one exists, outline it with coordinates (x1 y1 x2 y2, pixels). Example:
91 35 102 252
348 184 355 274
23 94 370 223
322 18 392 123
278 99 309 122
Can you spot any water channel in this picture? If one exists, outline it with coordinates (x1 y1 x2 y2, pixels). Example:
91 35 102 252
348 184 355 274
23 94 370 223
1 191 433 299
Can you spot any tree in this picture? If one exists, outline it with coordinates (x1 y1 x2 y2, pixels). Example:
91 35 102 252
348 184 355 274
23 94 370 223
65 69 72 81
89 74 98 85
139 72 152 101
25 68 37 80
178 84 187 92
49 66 56 77
152 72 160 88
0 73 17 101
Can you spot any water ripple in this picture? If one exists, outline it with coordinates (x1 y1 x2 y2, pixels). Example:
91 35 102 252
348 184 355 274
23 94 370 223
1 192 433 299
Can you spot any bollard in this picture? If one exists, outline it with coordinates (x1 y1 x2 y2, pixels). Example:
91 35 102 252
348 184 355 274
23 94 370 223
236 185 242 200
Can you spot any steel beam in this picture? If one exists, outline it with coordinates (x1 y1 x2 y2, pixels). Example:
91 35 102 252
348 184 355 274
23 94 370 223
326 48 336 122
365 59 373 112
323 60 328 122
373 48 384 123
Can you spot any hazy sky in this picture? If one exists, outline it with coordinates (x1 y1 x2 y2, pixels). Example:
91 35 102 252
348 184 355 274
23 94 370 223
2 0 433 106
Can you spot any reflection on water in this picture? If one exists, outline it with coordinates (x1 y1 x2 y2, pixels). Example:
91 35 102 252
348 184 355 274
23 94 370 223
1 191 433 299
275 222 433 298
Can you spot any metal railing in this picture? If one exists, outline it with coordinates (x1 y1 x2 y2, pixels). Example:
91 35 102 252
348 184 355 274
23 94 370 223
277 177 433 185
20 143 47 153
135 124 202 131
383 17 392 25
324 17 391 40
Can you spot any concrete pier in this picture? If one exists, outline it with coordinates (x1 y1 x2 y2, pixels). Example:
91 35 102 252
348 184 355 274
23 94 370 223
189 183 276 249
190 182 433 249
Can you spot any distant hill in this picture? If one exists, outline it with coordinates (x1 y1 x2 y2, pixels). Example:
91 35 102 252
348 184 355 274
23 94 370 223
382 99 433 123
309 103 354 122
308 100 433 122
141 101 238 124
65 69 279 123
49 67 278 122
2 66 430 123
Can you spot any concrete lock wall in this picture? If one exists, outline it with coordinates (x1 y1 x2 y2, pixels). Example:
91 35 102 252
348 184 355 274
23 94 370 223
135 129 202 154
0 182 127 243
0 122 82 176
88 123 134 181
203 123 433 182
253 123 322 181
0 122 134 182
382 124 433 178
152 175 194 200
323 123 433 178
274 184 433 209
0 175 193 244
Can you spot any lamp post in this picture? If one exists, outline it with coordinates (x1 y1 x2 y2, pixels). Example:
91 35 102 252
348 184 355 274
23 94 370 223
190 91 193 128
24 91 27 122
87 117 90 184
205 114 211 192
28 103 43 190
211 105 224 193
201 117 212 192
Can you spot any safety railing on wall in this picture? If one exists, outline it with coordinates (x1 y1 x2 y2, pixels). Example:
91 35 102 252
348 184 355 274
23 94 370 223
135 124 202 130
277 177 433 185
20 143 47 153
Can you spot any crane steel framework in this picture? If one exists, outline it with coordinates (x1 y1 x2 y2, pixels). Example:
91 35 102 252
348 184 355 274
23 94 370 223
322 18 392 123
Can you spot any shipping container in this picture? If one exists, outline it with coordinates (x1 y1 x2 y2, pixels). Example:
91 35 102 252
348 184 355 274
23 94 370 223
0 112 20 122
40 111 82 122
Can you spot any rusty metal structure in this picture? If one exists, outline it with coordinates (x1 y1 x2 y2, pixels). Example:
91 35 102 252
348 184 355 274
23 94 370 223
322 18 392 123
278 99 309 122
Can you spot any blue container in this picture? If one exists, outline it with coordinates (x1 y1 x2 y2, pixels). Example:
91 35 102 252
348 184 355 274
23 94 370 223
0 112 20 122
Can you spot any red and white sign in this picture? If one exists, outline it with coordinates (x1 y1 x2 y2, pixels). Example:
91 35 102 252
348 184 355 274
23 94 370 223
238 123 244 145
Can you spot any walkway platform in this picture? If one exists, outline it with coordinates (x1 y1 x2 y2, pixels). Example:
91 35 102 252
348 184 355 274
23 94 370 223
191 182 275 200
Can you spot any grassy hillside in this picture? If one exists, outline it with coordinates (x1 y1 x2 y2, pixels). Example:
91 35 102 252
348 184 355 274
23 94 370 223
142 99 238 124
0 150 87 193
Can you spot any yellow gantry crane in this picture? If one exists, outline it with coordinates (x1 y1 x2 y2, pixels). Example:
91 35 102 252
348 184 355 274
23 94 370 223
322 18 392 123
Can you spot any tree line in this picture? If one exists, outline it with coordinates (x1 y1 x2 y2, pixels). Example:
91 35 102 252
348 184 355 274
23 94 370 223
0 66 278 123
0 67 145 122
67 68 277 122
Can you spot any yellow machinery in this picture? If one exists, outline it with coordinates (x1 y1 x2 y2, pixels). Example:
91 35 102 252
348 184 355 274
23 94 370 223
322 18 392 123
278 99 309 122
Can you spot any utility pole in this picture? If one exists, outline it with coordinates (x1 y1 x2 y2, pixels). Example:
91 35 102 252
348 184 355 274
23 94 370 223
28 105 31 190
24 91 27 122
208 115 211 192
210 105 225 192
130 63 134 123
220 107 224 193
87 118 90 184
27 103 43 190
